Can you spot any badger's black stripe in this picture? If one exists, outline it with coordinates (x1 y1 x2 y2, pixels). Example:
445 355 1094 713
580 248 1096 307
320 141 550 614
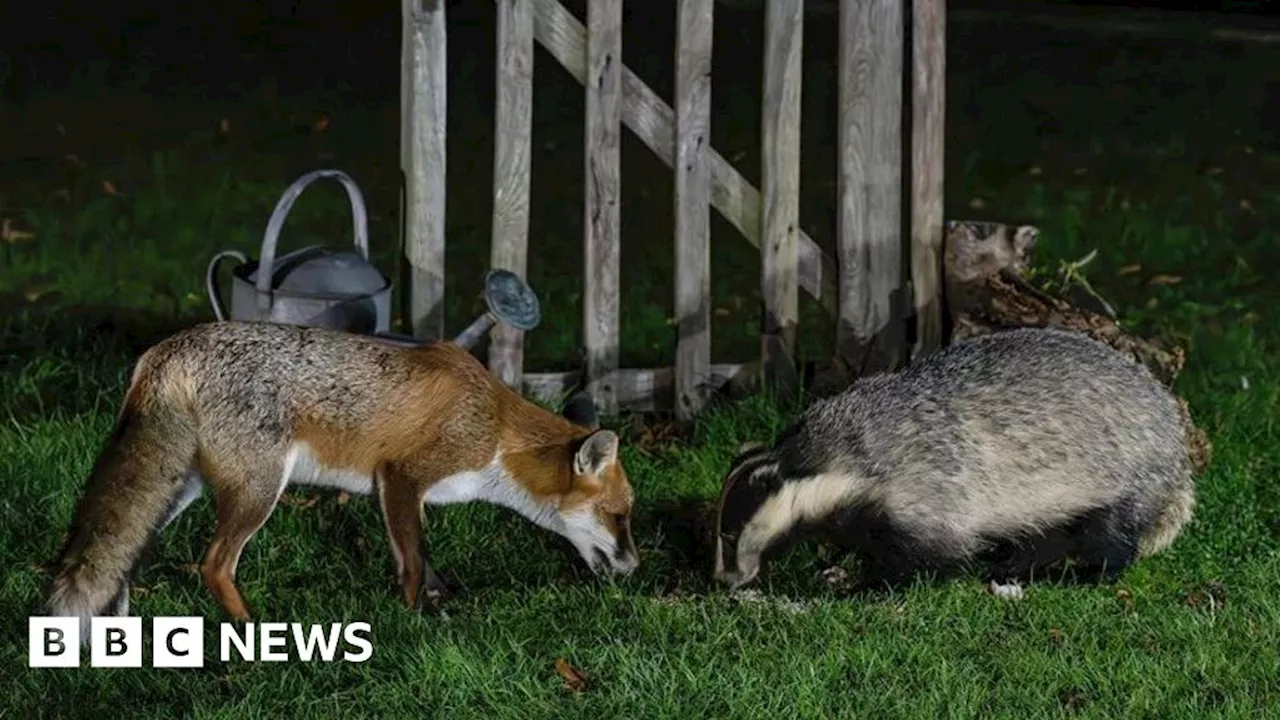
978 498 1144 585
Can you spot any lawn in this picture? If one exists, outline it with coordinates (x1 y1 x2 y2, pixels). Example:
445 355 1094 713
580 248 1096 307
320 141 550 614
2 3 1279 717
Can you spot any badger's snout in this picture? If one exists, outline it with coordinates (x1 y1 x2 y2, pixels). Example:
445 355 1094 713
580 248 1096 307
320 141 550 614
713 533 760 589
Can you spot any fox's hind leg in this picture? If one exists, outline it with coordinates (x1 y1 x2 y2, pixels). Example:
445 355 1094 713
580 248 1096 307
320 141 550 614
198 455 291 622
375 464 450 612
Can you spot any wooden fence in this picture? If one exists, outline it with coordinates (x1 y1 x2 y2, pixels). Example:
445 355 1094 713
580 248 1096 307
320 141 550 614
400 0 945 420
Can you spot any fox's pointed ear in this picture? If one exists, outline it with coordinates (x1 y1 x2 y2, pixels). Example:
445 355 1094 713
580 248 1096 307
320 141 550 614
561 391 599 429
573 429 619 477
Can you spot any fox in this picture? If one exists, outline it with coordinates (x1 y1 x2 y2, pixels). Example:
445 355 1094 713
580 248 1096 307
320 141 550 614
46 321 639 638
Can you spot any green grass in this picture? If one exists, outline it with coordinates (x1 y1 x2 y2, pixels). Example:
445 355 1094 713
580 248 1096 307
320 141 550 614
3 9 1280 718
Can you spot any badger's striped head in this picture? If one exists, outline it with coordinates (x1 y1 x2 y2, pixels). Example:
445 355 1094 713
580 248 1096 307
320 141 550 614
713 443 782 589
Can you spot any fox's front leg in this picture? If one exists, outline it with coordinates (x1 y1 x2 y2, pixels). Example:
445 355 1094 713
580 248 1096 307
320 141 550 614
376 465 449 612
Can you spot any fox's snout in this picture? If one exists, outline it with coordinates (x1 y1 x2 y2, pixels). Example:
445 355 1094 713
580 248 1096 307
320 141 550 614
564 509 640 577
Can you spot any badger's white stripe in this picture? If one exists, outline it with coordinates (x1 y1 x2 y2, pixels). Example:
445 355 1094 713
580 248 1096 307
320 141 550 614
739 471 868 555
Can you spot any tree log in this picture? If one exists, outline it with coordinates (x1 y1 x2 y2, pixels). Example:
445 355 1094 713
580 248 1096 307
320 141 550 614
943 219 1209 475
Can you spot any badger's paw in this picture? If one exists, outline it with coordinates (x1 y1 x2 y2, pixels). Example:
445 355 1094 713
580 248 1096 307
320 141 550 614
987 579 1025 601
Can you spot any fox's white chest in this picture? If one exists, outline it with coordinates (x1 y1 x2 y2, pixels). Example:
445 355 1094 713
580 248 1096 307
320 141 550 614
283 443 543 520
423 468 499 505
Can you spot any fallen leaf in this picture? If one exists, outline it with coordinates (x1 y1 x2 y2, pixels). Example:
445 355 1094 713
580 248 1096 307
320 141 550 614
219 117 232 135
1049 628 1065 646
1073 167 1087 176
1028 165 1042 176
313 113 331 134
1239 198 1255 213
1059 689 1087 712
2 218 34 244
1115 587 1135 611
1206 166 1223 175
555 658 588 693
820 566 850 586
1116 264 1142 276
337 490 351 505
281 494 320 509
714 307 730 317
102 179 119 196
968 197 986 209
1149 274 1182 286
131 586 153 598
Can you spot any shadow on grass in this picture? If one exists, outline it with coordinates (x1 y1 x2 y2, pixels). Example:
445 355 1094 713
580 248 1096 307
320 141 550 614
0 295 201 422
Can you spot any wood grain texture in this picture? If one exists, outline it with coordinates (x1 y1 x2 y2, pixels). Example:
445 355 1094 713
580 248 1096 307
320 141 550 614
489 0 536 388
674 0 714 421
836 0 905 375
523 365 751 412
401 0 448 341
584 0 623 417
760 0 803 394
910 0 945 361
518 0 839 317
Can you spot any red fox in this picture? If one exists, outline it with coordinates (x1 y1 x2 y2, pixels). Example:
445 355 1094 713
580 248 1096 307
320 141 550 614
46 321 639 636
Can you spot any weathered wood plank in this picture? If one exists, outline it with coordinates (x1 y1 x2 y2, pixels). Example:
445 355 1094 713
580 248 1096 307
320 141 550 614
910 0 945 361
583 0 623 417
836 0 905 375
401 0 448 341
523 364 752 412
760 0 803 393
518 0 839 317
674 0 714 420
489 0 536 388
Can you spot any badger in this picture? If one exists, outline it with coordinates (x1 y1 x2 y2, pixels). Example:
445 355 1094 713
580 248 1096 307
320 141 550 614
713 327 1200 596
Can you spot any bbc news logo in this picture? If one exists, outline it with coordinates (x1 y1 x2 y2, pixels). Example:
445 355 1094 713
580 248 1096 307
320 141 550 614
29 617 373 668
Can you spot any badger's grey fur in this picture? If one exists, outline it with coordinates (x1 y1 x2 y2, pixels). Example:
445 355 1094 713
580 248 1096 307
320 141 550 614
713 327 1199 592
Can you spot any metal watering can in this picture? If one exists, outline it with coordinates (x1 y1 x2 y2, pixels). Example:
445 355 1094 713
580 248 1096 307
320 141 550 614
206 169 391 334
206 168 541 349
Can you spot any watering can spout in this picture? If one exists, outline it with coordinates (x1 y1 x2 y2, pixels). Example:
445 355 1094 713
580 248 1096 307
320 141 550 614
450 269 542 350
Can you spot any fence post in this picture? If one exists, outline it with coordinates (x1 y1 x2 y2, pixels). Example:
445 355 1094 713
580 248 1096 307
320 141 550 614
910 0 945 361
401 0 448 342
584 0 623 416
836 0 905 375
674 0 715 421
489 0 536 388
760 0 803 395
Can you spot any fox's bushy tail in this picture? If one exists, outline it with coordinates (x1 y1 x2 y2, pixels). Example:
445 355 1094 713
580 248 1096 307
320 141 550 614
46 397 199 639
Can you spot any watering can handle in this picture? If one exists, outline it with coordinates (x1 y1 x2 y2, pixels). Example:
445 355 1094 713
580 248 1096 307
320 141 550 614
206 250 249 321
255 169 370 312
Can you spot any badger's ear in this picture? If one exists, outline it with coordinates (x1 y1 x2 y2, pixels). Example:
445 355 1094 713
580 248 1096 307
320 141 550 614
561 391 600 429
574 429 619 477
